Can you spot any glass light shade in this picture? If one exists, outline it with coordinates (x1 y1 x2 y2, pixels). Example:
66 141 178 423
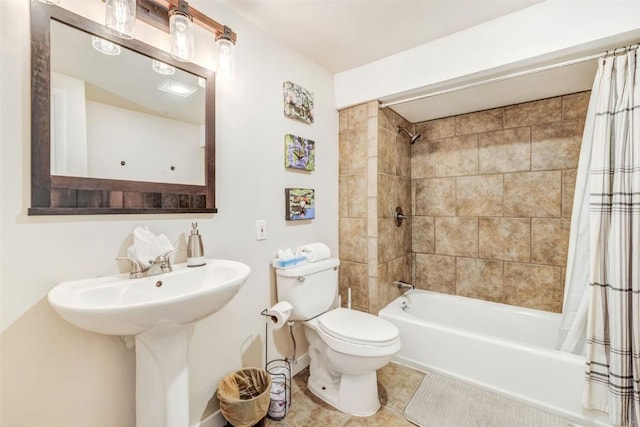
215 38 236 80
91 36 121 56
105 0 135 40
152 60 176 75
170 13 195 62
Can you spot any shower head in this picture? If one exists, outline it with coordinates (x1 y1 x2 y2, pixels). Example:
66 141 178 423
397 126 422 145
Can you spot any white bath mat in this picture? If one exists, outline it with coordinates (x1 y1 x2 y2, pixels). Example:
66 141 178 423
404 373 574 427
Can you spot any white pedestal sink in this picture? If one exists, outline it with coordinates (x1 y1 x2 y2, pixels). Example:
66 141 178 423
48 259 250 427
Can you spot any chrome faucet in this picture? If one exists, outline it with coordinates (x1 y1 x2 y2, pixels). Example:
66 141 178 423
117 249 179 279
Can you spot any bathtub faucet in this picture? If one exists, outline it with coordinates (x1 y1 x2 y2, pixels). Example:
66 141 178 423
394 280 414 291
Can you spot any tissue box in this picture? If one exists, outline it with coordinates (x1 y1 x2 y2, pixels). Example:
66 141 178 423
272 255 308 269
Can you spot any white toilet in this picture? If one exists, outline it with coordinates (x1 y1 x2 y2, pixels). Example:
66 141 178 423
276 257 401 416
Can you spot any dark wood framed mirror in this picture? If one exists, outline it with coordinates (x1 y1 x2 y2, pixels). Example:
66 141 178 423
29 0 216 215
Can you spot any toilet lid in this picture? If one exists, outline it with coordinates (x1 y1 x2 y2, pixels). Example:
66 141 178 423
318 308 399 346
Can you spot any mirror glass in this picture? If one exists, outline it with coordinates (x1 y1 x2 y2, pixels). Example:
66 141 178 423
49 20 205 186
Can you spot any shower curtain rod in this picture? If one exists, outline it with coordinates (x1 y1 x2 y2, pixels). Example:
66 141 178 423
378 42 639 110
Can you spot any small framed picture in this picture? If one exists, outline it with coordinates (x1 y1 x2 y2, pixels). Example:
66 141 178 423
285 188 315 220
283 81 314 124
285 134 315 171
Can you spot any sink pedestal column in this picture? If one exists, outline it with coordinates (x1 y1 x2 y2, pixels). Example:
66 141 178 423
135 324 193 427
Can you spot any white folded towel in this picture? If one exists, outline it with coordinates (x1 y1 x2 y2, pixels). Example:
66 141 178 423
127 226 174 268
296 242 331 263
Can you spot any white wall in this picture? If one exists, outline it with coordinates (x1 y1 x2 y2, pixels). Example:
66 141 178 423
51 72 88 176
0 1 337 426
86 101 205 185
335 0 640 109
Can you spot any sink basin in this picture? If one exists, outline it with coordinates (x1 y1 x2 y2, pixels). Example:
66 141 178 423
48 259 250 336
48 258 250 426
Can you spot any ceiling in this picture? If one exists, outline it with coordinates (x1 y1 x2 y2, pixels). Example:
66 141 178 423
386 59 598 123
51 20 205 125
218 0 601 123
217 0 545 73
219 0 608 123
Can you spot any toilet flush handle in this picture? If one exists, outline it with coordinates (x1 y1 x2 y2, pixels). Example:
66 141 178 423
297 276 305 283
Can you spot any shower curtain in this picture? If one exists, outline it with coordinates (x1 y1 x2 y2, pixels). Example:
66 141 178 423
578 47 639 427
557 78 600 355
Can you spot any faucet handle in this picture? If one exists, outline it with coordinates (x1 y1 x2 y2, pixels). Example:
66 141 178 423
116 256 145 279
158 249 179 272
165 248 179 259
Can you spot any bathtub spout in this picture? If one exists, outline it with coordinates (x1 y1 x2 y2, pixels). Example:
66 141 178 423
394 280 414 290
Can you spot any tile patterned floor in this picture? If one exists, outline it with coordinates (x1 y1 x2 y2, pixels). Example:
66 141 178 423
265 362 424 427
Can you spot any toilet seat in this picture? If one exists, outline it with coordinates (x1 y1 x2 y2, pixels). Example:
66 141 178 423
318 308 399 346
306 308 401 357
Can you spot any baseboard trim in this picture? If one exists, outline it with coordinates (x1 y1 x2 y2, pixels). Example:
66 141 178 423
290 352 310 376
197 410 226 427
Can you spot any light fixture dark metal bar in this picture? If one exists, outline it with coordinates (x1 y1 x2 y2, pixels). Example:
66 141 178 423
137 0 170 31
136 0 237 43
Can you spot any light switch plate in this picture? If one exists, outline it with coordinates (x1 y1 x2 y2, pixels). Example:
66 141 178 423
256 220 267 240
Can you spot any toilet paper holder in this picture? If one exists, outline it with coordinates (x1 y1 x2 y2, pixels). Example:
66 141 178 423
261 302 293 329
265 358 291 420
260 309 293 421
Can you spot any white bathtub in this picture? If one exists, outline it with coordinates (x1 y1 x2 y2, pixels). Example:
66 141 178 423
379 290 610 426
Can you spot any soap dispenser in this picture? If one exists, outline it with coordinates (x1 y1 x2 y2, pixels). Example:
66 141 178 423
187 222 205 267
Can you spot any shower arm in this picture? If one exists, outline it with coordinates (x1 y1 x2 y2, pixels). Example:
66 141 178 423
398 126 411 138
397 126 422 144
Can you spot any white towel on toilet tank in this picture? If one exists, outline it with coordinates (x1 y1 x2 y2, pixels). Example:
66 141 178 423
296 242 331 262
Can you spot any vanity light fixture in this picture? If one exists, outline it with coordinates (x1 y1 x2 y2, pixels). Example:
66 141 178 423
136 0 237 74
152 59 176 75
105 0 136 39
169 0 194 62
91 35 122 55
215 26 236 79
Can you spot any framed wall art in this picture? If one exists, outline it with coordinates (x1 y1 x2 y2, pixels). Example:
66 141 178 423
283 81 314 124
285 134 315 171
285 188 315 220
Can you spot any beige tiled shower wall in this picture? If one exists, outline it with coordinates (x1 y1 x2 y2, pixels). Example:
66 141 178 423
338 103 412 313
376 107 412 311
411 91 590 312
339 103 370 312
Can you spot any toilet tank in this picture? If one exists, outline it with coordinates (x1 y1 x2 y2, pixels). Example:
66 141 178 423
276 258 340 320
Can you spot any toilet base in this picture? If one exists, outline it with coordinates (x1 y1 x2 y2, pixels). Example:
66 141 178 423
307 370 380 417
